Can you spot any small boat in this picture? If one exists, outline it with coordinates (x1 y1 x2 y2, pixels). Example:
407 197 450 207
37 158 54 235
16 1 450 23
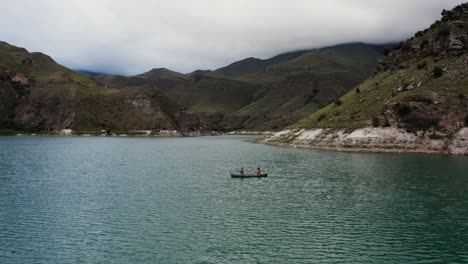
231 173 268 178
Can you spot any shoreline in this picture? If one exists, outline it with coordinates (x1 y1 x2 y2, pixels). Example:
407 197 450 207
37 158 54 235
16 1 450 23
259 127 468 156
260 140 453 155
0 129 220 138
3 128 466 156
1 129 272 138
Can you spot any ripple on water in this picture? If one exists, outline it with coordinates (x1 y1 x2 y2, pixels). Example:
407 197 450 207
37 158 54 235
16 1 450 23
0 136 467 263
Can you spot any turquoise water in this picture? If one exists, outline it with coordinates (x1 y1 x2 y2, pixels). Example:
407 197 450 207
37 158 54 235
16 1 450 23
0 135 467 263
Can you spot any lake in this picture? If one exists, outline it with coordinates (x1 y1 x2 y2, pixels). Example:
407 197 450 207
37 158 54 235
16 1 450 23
0 136 467 263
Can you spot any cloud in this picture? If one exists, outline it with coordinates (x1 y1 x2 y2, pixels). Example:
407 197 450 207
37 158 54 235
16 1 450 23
1 0 465 74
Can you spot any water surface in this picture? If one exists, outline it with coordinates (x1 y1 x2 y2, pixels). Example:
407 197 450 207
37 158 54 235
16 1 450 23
0 136 467 263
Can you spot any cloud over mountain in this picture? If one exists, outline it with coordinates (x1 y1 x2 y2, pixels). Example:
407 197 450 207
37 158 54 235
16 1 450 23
2 0 465 74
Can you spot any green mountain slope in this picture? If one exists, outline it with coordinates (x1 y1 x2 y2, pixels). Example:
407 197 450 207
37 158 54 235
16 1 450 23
0 41 201 134
222 43 383 130
214 50 310 82
98 43 383 131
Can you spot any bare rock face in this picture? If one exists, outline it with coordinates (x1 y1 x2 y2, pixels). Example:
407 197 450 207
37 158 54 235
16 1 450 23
13 86 205 133
173 110 203 133
14 89 77 131
376 3 468 72
0 67 29 85
263 127 468 155
448 34 464 51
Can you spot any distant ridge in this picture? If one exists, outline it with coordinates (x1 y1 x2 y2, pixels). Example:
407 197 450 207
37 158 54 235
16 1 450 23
75 69 108 77
98 42 385 130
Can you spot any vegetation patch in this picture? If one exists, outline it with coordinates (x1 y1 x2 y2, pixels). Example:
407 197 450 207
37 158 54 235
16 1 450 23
417 61 427 70
317 114 327 122
433 66 443 78
437 23 451 37
0 129 19 136
395 102 412 116
402 113 439 132
372 117 380 127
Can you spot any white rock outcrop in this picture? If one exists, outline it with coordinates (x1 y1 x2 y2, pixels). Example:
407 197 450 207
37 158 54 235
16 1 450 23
262 127 468 155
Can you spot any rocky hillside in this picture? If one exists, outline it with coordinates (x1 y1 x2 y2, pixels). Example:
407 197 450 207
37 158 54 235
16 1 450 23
0 41 201 135
263 3 468 154
97 69 265 130
98 43 384 131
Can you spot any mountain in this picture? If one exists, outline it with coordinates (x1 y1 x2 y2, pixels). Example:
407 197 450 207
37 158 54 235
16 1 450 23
75 69 108 77
222 43 383 130
98 43 385 131
216 44 385 82
214 49 311 82
0 41 201 135
97 68 264 130
263 3 468 154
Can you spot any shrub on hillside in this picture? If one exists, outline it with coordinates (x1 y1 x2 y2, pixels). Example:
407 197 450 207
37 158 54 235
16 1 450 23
437 23 451 37
395 102 412 116
417 61 427 70
433 66 443 78
401 42 411 52
355 87 360 94
317 114 326 122
383 48 390 56
372 117 380 127
383 118 391 127
402 113 439 131
393 42 403 51
334 99 342 106
0 129 17 136
192 74 203 82
421 39 429 49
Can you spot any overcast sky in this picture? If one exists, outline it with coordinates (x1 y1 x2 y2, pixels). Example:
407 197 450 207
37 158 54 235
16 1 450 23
1 0 466 75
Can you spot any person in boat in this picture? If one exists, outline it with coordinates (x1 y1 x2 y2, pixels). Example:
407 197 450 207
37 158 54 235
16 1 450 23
256 168 261 175
239 167 245 175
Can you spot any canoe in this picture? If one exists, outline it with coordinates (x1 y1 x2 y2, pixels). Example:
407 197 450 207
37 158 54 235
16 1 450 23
231 173 268 178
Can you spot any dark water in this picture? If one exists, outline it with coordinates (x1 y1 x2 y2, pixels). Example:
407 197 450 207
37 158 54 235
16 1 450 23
0 136 467 264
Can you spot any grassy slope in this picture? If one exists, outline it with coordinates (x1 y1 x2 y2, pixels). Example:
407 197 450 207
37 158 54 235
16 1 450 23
295 7 468 132
223 43 383 130
215 50 311 82
268 43 380 75
296 58 467 130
